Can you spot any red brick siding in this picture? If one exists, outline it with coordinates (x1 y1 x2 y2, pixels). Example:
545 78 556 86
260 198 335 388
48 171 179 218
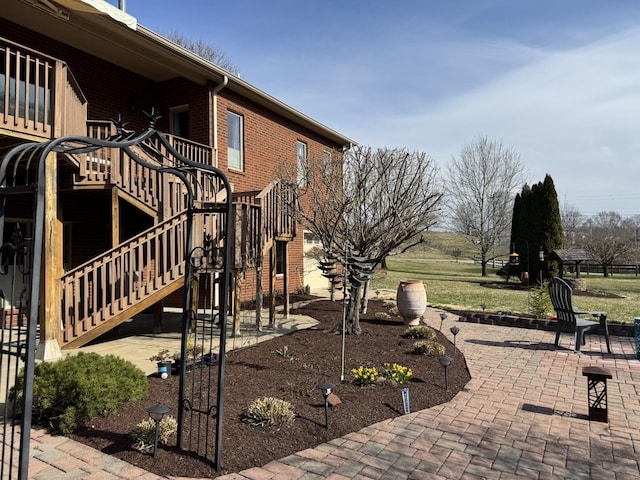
2 19 345 302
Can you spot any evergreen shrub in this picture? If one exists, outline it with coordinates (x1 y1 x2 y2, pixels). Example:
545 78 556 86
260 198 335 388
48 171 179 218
11 352 148 434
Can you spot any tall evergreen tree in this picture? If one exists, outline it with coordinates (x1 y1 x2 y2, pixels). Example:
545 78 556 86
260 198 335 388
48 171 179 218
539 175 564 279
510 175 563 284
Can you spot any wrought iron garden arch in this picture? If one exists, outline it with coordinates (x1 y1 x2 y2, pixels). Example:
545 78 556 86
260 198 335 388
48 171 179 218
0 114 234 478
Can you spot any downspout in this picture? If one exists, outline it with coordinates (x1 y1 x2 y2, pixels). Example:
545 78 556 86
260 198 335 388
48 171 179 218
212 75 229 168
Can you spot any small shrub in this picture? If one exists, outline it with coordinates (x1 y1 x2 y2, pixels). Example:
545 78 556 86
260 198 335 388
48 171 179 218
351 366 379 386
275 345 294 360
404 325 435 340
496 264 516 283
10 352 147 434
413 340 446 356
384 300 396 309
131 416 178 453
374 312 391 320
242 397 295 427
148 348 174 363
530 284 552 319
389 306 400 316
383 363 412 385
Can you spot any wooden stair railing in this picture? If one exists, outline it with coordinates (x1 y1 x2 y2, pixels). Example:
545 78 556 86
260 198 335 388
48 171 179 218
60 212 189 349
255 180 296 246
73 124 215 219
57 184 295 349
232 181 297 269
0 37 87 139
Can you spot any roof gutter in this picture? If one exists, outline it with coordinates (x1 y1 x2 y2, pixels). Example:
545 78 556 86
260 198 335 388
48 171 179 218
212 75 229 168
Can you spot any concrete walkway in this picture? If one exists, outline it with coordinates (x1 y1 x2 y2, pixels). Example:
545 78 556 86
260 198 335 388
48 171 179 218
22 307 640 479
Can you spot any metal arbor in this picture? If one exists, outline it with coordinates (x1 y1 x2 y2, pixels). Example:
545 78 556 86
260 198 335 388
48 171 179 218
0 115 234 477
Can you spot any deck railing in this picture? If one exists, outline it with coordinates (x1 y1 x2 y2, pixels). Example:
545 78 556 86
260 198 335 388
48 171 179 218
60 212 188 347
0 37 87 139
255 181 296 243
77 124 216 219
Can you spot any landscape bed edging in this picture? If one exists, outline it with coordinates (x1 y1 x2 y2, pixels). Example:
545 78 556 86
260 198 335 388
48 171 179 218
450 310 635 337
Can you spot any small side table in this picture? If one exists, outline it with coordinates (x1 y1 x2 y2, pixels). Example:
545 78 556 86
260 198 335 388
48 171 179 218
582 366 613 423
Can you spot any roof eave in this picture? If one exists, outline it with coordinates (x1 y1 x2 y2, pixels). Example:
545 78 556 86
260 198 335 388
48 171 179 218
137 26 356 148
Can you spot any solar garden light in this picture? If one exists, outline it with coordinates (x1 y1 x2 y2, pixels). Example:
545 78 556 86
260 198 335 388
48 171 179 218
316 381 335 430
438 355 453 391
147 403 170 458
481 303 487 312
439 312 447 332
450 325 460 352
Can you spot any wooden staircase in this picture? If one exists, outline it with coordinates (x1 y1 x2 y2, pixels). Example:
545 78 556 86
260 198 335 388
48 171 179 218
58 126 297 349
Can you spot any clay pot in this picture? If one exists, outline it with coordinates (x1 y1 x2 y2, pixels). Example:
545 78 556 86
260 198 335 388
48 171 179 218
396 280 427 325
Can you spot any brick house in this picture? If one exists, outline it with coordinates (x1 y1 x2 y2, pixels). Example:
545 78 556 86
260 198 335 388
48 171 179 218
0 0 353 357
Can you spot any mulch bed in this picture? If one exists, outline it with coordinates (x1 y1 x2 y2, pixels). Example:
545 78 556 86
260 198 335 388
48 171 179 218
66 299 470 478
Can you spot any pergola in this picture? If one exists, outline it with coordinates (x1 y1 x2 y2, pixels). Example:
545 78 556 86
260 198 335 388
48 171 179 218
549 249 591 278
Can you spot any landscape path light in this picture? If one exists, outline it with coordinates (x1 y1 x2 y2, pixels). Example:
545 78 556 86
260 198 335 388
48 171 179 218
438 355 453 391
481 303 486 312
450 325 460 352
316 381 335 430
439 312 447 332
147 403 170 458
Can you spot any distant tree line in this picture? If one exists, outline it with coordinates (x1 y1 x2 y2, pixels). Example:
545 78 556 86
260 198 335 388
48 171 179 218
561 208 640 277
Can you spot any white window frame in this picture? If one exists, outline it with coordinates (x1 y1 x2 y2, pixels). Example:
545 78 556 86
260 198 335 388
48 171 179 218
169 105 189 137
227 111 244 171
296 141 308 186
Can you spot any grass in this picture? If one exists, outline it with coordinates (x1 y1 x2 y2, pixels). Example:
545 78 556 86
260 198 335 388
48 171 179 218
369 257 640 324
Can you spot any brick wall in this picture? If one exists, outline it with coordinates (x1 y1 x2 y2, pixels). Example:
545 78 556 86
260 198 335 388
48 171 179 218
2 19 346 301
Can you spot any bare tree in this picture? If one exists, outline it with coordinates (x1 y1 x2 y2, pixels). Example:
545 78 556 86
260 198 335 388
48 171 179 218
446 135 527 276
163 30 238 74
583 211 631 277
279 146 442 334
561 202 584 247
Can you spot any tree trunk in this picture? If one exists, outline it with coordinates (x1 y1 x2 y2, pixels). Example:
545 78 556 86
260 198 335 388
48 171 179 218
481 260 488 277
345 286 362 334
360 280 370 314
603 263 609 277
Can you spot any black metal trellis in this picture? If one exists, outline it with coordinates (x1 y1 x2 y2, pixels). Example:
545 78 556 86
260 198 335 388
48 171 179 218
0 113 234 477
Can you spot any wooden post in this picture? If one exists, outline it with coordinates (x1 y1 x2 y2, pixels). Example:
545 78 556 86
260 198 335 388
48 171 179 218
36 151 62 360
233 270 241 336
268 244 276 328
152 300 163 334
283 242 289 320
190 272 199 332
255 260 263 331
111 188 120 248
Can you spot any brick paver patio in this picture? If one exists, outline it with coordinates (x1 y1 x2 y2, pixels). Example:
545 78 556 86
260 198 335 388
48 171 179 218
21 308 640 479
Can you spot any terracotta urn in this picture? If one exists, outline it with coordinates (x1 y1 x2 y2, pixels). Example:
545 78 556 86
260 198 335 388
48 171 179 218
396 280 427 325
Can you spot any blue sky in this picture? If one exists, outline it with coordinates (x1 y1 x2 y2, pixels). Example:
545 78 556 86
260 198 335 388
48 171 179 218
118 0 640 218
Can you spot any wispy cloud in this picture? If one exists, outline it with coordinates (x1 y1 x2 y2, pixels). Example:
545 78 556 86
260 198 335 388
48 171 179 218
125 0 640 216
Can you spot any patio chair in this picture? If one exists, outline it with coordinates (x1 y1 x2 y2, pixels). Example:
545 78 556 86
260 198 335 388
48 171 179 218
548 277 612 353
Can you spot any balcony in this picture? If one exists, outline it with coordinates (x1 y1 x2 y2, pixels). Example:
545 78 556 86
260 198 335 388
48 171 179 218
0 37 87 140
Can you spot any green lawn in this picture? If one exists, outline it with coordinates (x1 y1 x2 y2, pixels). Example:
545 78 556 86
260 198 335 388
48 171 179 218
369 257 640 324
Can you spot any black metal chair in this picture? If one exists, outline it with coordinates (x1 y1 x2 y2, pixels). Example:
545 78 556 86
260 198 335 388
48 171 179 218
548 277 612 353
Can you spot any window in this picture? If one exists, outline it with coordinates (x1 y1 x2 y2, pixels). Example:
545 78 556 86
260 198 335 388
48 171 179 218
296 141 307 186
170 106 189 137
276 242 286 275
322 150 332 174
227 111 244 170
